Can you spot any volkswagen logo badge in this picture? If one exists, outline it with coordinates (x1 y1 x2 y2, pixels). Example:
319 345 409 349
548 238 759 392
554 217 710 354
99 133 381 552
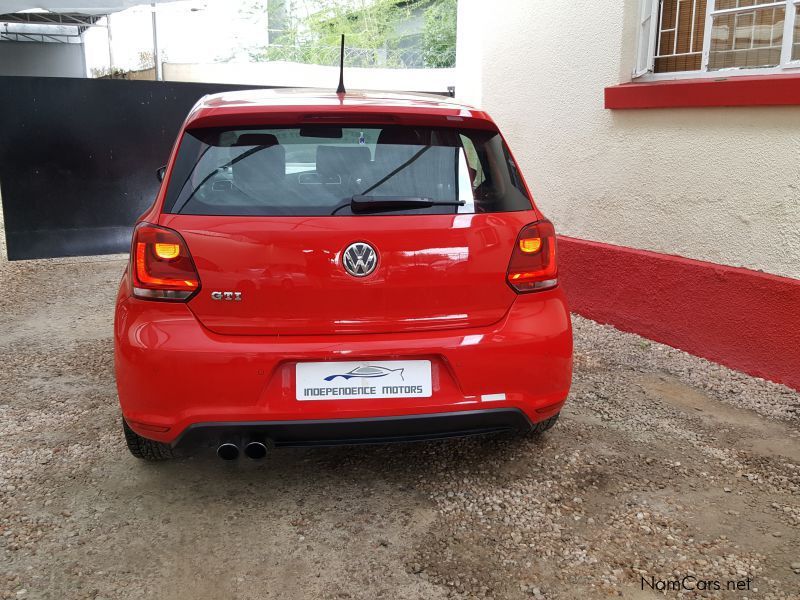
342 242 378 277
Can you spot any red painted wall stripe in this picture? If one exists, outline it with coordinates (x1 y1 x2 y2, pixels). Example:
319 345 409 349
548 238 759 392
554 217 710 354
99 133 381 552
557 236 800 390
605 73 800 109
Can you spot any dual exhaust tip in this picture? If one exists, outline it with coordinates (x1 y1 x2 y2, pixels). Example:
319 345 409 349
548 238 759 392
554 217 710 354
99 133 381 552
217 440 270 461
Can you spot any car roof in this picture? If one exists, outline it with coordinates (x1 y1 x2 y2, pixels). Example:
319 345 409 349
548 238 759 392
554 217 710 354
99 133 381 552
184 88 496 130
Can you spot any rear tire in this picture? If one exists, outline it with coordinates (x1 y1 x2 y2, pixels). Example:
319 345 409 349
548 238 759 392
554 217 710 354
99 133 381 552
524 413 559 437
122 419 175 461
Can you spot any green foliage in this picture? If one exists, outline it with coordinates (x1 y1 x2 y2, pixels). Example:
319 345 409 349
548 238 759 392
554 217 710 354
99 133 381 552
304 0 411 49
421 0 456 67
245 0 457 68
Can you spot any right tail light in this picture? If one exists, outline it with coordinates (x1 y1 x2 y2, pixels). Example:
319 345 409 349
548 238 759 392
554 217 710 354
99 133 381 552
130 223 200 301
507 220 558 293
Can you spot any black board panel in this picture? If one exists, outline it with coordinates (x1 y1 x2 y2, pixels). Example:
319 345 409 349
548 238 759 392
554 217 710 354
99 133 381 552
0 76 273 260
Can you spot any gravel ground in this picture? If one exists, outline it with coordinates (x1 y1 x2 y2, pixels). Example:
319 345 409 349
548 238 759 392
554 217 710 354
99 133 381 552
1 222 799 599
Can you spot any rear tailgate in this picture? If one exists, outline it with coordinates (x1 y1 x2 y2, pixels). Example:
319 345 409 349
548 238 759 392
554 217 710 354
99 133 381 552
160 212 534 336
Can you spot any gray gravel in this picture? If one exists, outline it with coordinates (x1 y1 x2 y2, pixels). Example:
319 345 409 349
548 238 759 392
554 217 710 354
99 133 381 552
1 225 799 599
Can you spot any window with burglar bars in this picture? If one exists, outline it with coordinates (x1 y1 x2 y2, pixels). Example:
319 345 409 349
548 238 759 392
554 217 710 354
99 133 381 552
635 0 800 76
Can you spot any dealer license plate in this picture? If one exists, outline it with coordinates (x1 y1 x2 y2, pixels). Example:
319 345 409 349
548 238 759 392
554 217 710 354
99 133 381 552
296 360 432 400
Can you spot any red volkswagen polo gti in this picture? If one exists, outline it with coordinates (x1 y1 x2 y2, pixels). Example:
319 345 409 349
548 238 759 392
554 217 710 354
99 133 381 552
114 89 573 461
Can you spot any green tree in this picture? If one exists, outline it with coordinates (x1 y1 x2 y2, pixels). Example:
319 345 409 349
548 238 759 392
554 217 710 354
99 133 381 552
421 0 456 68
245 0 457 68
305 0 409 49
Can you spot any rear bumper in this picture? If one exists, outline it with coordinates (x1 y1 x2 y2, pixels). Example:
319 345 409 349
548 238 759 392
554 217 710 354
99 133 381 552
172 408 532 451
115 284 572 445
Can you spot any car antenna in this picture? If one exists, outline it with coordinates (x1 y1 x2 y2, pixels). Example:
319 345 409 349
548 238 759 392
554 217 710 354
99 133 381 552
336 34 346 94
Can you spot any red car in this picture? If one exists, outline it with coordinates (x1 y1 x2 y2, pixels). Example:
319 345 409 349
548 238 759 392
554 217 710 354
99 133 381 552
114 89 572 461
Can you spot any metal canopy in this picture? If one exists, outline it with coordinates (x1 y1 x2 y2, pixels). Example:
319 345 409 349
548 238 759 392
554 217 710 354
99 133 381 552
0 1 176 15
0 12 103 25
0 2 176 43
0 12 104 43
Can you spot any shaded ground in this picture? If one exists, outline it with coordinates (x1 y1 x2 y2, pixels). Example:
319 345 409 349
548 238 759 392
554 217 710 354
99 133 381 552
1 248 798 600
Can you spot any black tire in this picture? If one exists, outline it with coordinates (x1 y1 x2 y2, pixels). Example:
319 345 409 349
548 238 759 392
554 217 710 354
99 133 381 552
524 413 559 437
122 419 175 461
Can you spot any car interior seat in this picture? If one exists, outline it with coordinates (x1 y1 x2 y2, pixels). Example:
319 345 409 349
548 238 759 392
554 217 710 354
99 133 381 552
231 133 287 203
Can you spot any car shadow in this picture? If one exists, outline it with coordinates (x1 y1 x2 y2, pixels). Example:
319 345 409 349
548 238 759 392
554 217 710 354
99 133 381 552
130 431 557 498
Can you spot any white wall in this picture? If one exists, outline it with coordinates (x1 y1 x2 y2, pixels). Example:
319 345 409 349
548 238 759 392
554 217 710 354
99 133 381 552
456 0 800 280
163 61 454 94
454 0 482 107
0 41 86 77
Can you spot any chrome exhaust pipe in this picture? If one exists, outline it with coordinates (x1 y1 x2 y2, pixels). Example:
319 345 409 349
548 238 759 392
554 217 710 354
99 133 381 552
244 440 269 460
217 442 240 461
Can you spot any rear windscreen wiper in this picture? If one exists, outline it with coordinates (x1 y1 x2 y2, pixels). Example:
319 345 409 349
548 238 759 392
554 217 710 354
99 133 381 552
349 195 466 214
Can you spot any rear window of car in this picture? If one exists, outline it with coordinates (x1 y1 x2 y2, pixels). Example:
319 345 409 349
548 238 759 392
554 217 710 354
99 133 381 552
162 125 532 216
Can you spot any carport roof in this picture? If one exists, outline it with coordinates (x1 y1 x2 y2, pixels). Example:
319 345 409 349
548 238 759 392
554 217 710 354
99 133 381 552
1 1 176 15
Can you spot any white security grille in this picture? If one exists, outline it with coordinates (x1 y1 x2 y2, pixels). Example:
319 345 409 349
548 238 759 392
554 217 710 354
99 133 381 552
637 0 800 76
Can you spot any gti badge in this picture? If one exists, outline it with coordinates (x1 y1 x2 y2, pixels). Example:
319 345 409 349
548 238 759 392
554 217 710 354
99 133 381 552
342 242 378 277
211 291 242 301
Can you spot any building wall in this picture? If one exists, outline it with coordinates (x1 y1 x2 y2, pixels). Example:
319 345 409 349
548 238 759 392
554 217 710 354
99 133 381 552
454 0 482 108
0 41 86 78
457 0 800 280
456 0 800 389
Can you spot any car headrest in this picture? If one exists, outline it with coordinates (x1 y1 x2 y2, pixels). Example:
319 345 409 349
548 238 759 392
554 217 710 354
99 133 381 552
376 127 425 146
232 143 286 191
232 133 280 147
316 145 371 180
374 127 428 165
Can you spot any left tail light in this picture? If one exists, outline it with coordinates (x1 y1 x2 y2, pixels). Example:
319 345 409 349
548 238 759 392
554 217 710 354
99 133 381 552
130 223 200 301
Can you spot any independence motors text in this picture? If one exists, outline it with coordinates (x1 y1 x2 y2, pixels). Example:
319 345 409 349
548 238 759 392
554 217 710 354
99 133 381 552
303 385 424 397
